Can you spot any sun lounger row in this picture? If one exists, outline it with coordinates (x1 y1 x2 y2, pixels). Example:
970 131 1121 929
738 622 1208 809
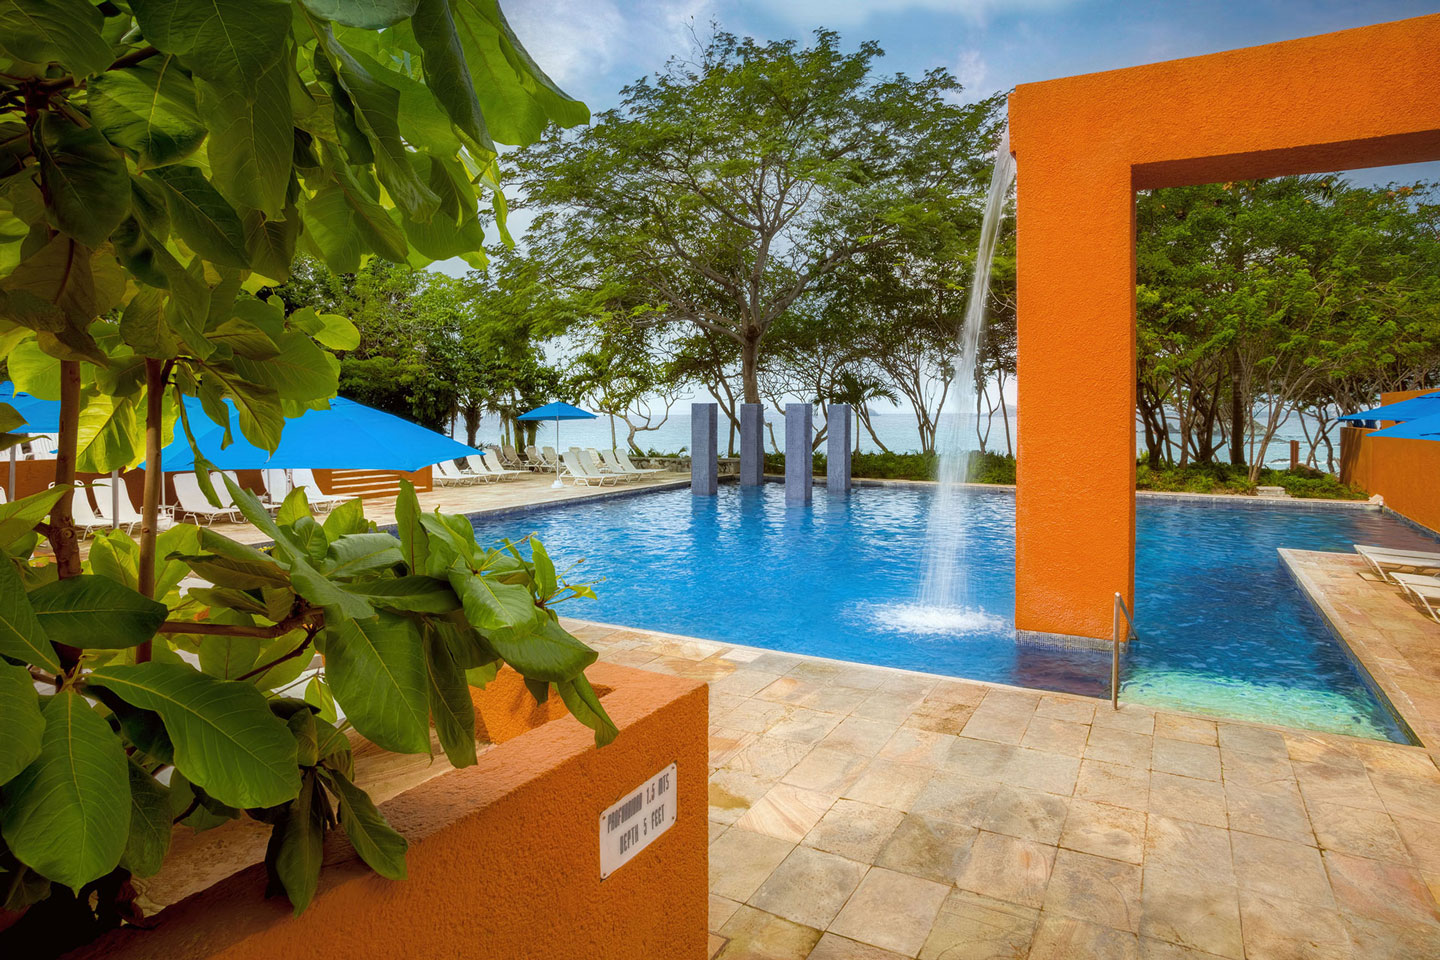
1354 544 1440 624
433 453 527 485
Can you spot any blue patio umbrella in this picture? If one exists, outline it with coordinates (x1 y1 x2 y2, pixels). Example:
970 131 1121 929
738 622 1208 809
156 396 484 471
1339 391 1440 426
1366 411 1440 440
517 401 596 488
2 383 62 499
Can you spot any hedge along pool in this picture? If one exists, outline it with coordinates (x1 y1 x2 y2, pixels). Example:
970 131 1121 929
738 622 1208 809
469 484 1438 742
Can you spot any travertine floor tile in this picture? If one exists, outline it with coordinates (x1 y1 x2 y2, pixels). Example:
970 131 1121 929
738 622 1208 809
1216 723 1288 760
717 905 823 960
909 772 998 827
736 783 836 843
1152 737 1222 781
711 829 797 901
767 707 846 745
978 784 1070 845
903 699 975 735
803 798 905 863
828 867 950 957
1092 705 1156 736
1148 771 1227 827
1324 848 1440 931
1029 913 1140 960
1060 798 1146 863
805 932 909 960
711 769 777 824
1139 865 1244 959
1036 694 1097 725
875 813 977 885
1043 849 1142 933
841 759 933 812
1086 726 1154 768
1342 912 1440 960
1077 758 1151 810
943 737 1017 780
821 718 903 757
1145 816 1234 883
853 691 924 724
1225 782 1313 844
727 738 816 780
1394 814 1440 871
1232 832 1333 907
782 746 869 795
876 727 955 767
999 747 1081 795
1155 714 1218 746
748 846 867 930
918 890 1039 960
1219 750 1295 790
1237 889 1352 960
954 830 1056 909
712 893 743 930
1021 717 1091 756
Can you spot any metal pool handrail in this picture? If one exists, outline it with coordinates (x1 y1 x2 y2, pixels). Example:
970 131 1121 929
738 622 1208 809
1111 592 1137 710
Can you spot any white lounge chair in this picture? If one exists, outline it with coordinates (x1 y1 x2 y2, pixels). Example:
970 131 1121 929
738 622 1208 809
461 454 500 483
616 449 665 477
1393 573 1440 624
1355 544 1440 582
542 445 563 469
70 486 107 536
501 444 527 469
434 459 480 486
290 469 348 514
472 453 525 481
561 450 617 486
92 481 171 533
525 444 545 470
581 447 630 482
172 472 243 526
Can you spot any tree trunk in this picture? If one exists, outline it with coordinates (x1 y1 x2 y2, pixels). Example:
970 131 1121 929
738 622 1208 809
49 360 85 672
1228 349 1245 466
740 333 761 404
135 359 167 664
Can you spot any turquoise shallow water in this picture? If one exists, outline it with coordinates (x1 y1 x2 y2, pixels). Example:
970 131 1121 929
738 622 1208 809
471 485 1439 742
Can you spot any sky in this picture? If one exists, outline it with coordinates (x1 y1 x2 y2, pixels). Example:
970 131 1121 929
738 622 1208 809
465 1 1440 414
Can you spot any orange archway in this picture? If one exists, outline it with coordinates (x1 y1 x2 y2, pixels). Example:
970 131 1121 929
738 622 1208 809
1007 14 1440 641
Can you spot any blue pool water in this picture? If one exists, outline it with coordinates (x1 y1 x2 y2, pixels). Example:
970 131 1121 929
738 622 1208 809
471 485 1439 742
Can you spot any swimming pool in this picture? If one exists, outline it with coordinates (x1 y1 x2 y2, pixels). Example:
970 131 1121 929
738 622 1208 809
471 484 1438 742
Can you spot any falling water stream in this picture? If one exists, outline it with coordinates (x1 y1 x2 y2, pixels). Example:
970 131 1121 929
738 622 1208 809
891 127 1018 635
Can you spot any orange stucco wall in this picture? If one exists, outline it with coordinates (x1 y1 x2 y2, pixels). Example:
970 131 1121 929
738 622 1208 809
72 663 709 960
1008 14 1440 639
1340 389 1440 536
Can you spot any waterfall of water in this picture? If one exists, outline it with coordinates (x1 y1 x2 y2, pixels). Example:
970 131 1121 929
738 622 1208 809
910 128 1017 630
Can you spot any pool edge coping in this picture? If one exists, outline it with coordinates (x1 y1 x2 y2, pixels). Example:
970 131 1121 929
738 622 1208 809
563 614 1438 756
1279 548 1435 752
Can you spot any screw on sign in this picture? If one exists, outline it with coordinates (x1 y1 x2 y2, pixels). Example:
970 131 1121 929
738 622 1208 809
599 764 678 879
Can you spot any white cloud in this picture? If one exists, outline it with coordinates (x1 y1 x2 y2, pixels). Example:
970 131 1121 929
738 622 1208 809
503 0 719 98
951 48 988 91
755 0 1081 29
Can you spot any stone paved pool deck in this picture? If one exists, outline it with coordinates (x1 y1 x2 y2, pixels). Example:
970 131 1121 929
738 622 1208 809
560 617 1440 960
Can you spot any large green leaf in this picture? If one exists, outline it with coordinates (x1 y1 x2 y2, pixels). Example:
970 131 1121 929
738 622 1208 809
197 53 292 218
120 758 172 878
446 0 590 144
0 556 58 672
0 663 44 785
147 165 249 268
75 394 141 474
448 568 541 636
315 27 437 220
0 691 129 892
0 0 112 77
409 0 494 154
131 0 291 96
196 633 262 680
483 613 598 684
36 114 130 248
300 0 417 29
87 662 300 808
345 576 459 614
320 768 407 879
171 527 290 589
556 674 618 748
324 533 403 578
1 235 126 332
266 768 324 915
299 183 365 272
423 623 475 767
0 486 65 552
323 613 429 754
394 479 429 574
27 575 168 649
89 55 208 169
229 330 338 404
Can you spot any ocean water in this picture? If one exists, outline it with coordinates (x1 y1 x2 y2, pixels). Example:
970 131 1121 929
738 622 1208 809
470 484 1439 742
457 410 1329 468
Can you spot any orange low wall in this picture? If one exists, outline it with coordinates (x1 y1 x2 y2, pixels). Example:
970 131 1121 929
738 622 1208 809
71 662 709 960
1341 426 1440 537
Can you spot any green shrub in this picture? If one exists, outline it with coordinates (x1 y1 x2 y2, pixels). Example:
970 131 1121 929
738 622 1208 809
1135 462 1365 500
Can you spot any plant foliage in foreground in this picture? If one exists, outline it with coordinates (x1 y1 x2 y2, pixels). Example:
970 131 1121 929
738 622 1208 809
0 0 606 944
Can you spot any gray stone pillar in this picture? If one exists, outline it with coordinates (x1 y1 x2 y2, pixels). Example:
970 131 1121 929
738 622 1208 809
739 403 764 486
827 404 852 495
784 403 812 504
690 402 717 496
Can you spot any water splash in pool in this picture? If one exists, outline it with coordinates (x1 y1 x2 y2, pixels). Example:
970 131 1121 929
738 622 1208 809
858 601 1009 637
918 126 1017 616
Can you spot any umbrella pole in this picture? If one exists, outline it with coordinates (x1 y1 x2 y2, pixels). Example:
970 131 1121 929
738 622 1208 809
111 469 120 530
8 445 14 500
552 419 564 489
